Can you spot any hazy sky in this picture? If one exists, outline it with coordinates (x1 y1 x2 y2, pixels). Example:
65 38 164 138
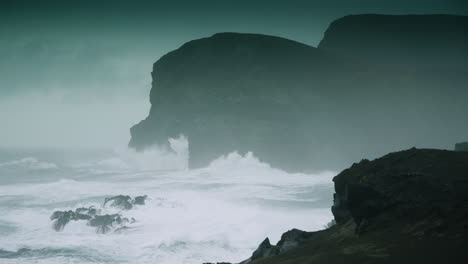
1 0 467 148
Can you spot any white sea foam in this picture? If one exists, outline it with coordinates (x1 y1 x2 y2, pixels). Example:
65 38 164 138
96 135 189 171
0 139 336 264
0 157 58 170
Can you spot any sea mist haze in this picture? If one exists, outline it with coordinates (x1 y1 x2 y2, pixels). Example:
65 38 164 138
1 1 468 263
0 136 335 263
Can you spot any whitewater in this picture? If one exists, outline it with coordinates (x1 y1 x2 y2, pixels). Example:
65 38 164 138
0 136 335 264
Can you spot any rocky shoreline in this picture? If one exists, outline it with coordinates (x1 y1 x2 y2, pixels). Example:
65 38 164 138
205 147 468 263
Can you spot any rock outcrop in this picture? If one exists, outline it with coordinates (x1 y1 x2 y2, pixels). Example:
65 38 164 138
241 229 314 263
203 229 314 264
331 148 468 232
206 148 468 263
103 195 148 210
50 195 147 233
130 15 468 171
207 148 468 264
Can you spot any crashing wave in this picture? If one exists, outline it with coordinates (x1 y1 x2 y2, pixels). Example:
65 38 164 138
96 135 189 171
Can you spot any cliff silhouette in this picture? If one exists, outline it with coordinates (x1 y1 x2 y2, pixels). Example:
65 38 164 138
129 14 468 171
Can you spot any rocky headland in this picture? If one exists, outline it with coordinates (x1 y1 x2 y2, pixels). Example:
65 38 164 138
205 148 468 263
129 14 468 171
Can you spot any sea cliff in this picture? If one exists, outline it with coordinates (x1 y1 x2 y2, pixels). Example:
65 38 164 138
130 14 468 171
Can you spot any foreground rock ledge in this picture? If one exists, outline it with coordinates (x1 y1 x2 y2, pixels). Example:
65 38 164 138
206 148 468 264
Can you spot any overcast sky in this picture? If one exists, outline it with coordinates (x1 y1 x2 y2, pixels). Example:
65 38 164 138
1 0 467 148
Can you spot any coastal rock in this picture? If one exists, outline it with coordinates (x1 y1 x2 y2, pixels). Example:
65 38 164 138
250 238 276 261
50 195 146 233
253 148 468 263
204 229 313 264
87 214 132 234
209 148 468 263
331 148 468 228
103 194 149 210
275 228 314 253
246 229 313 262
130 15 468 171
50 206 97 231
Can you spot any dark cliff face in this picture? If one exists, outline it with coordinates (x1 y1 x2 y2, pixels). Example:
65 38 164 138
130 15 468 171
222 149 468 264
332 148 468 226
130 33 350 170
319 14 468 65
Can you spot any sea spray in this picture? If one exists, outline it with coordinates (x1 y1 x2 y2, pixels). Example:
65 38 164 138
0 139 335 264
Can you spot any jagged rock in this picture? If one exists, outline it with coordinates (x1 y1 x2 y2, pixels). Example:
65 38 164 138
276 229 314 254
50 210 74 231
103 194 149 209
455 142 468 152
50 195 147 233
133 195 148 205
251 238 276 261
211 149 468 264
88 214 130 234
236 229 314 263
104 195 133 210
50 206 97 231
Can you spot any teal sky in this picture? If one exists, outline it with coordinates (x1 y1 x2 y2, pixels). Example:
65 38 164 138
1 0 467 147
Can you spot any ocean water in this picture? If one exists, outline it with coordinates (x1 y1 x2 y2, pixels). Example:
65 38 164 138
0 136 335 264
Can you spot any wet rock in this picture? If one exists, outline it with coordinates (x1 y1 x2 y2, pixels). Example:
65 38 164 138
103 194 149 209
88 214 130 234
49 195 147 233
50 206 98 231
133 195 148 205
104 195 133 210
50 210 74 231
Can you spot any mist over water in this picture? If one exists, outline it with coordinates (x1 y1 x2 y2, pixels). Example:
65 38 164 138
0 136 335 264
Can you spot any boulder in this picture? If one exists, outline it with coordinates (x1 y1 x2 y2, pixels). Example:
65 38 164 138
103 194 149 209
50 195 147 233
104 195 133 210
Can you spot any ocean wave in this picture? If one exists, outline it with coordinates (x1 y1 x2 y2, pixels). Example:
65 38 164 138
0 157 58 170
0 143 336 264
0 247 117 263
